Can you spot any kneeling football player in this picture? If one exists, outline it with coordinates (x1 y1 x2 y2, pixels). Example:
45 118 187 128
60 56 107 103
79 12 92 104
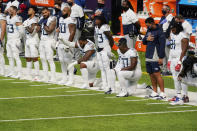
59 35 99 88
114 38 142 97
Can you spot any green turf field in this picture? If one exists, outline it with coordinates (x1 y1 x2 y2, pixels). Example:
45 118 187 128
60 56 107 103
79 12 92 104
0 52 197 131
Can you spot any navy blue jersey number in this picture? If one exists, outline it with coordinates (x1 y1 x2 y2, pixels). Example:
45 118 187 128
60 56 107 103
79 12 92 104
98 34 103 43
60 23 66 33
170 39 176 50
8 24 14 33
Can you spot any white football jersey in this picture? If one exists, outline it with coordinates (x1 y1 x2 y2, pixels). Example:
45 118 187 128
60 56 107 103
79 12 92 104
41 16 56 40
169 32 186 60
6 15 22 40
182 20 192 39
59 17 77 41
116 48 141 71
24 16 38 40
77 39 96 61
162 14 173 32
0 13 6 37
95 24 110 48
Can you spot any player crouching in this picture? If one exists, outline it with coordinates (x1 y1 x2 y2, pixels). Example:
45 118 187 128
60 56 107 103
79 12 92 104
59 35 99 89
114 38 142 97
23 6 40 81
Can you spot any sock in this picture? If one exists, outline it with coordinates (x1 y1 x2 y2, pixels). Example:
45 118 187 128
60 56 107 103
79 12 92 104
26 61 32 75
60 61 67 81
41 59 48 77
0 51 5 74
15 56 22 76
68 65 74 82
34 61 39 76
182 83 188 96
48 59 56 80
80 68 89 86
8 57 14 75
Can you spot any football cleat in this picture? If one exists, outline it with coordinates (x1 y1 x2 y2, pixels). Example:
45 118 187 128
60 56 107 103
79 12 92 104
168 96 177 102
105 88 112 94
182 95 189 103
169 97 184 105
116 92 128 97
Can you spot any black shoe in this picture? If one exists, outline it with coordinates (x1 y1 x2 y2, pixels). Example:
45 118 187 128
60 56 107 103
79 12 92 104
146 85 153 90
105 88 112 94
74 68 77 75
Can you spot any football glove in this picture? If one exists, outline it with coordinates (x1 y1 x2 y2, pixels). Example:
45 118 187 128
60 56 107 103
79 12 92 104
175 61 182 72
167 61 171 71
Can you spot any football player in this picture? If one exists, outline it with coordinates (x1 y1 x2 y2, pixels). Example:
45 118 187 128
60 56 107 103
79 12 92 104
0 8 6 76
6 6 23 78
114 38 142 97
94 16 114 92
168 23 189 105
23 6 40 81
37 7 57 82
57 6 76 85
0 6 6 76
60 35 99 88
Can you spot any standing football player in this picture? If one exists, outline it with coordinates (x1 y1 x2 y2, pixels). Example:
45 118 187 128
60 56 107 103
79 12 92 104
23 6 40 81
94 16 114 93
115 38 142 97
37 7 57 82
57 6 76 85
6 6 23 78
168 23 189 105
0 6 6 76
60 35 99 89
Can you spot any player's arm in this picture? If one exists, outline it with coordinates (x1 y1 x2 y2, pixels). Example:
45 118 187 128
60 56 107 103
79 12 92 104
68 23 76 42
104 31 114 48
0 20 6 41
44 19 56 34
16 22 22 26
121 57 137 71
26 23 37 34
77 50 95 64
180 38 189 62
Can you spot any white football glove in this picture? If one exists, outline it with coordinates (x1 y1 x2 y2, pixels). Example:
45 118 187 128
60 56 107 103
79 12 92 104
67 61 78 70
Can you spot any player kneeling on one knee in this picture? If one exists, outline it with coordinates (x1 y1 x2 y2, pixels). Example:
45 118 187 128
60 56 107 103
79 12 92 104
60 35 99 89
115 38 142 97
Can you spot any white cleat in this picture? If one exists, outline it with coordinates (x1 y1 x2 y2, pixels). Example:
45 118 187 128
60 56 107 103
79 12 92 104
58 80 67 85
42 76 49 83
26 75 32 81
5 73 14 77
33 76 40 82
12 74 21 79
116 92 128 97
65 80 73 86
81 84 89 89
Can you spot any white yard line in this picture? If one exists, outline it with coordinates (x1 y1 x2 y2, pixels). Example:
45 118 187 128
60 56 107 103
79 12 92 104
11 82 28 84
0 110 197 123
48 87 70 89
167 106 193 109
65 90 90 93
0 79 15 81
147 103 168 105
0 93 104 100
104 97 118 99
126 99 148 102
29 84 52 87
